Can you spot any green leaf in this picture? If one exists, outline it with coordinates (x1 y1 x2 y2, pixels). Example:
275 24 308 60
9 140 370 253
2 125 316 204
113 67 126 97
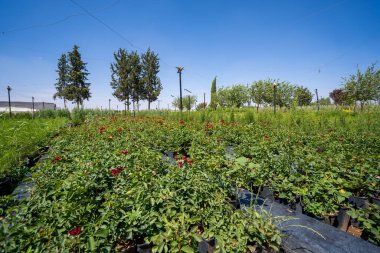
192 233 202 242
88 236 96 251
181 245 194 253
94 229 109 238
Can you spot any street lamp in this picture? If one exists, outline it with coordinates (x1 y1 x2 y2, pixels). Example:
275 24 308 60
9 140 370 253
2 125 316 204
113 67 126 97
273 82 277 114
176 67 184 112
7 85 11 117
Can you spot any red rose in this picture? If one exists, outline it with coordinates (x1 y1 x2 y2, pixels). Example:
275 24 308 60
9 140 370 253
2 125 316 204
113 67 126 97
53 156 61 163
121 150 129 155
69 227 81 236
178 161 183 168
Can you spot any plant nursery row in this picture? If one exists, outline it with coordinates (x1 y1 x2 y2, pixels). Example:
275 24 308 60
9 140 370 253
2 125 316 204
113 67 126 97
0 111 379 252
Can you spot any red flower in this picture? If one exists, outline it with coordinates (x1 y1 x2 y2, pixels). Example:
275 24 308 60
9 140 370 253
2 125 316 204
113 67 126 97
68 227 81 236
99 126 106 134
178 161 183 168
182 155 187 161
187 159 193 165
179 120 185 125
121 150 129 155
53 156 62 163
111 167 125 177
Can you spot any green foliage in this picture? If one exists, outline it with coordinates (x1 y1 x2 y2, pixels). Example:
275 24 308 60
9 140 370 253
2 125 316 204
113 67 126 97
0 117 68 179
141 48 162 110
342 63 380 110
196 102 207 110
0 116 283 252
172 96 197 111
66 45 91 108
217 85 249 108
71 108 87 125
53 53 69 108
210 77 217 109
128 51 143 109
110 48 132 110
295 86 313 106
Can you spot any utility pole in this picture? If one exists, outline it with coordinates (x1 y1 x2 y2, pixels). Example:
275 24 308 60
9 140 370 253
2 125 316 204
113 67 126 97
7 85 11 117
124 102 127 115
109 99 111 111
176 67 184 112
273 82 277 114
315 89 320 112
204 92 206 109
32 96 35 118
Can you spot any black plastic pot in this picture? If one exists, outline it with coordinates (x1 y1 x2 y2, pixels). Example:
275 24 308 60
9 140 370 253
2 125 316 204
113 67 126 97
198 237 216 253
370 196 380 207
325 214 338 226
349 195 369 209
259 186 273 200
313 214 327 223
228 199 240 210
289 196 304 213
136 242 153 253
0 177 12 196
335 207 350 232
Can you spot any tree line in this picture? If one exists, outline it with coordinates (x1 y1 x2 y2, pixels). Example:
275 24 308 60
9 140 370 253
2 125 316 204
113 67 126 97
329 64 380 110
200 64 379 111
193 78 313 111
54 45 162 109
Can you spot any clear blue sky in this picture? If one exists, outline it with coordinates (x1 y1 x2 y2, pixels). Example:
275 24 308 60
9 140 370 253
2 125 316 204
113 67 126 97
1 0 379 110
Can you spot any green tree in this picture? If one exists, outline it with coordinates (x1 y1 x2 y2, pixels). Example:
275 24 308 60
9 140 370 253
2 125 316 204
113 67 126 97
172 96 197 111
295 86 313 106
210 77 217 109
128 51 143 111
217 85 249 108
66 45 91 108
228 84 249 108
276 81 295 108
250 80 272 111
196 102 207 110
141 48 162 110
343 63 380 111
110 48 131 110
319 97 331 106
53 53 69 108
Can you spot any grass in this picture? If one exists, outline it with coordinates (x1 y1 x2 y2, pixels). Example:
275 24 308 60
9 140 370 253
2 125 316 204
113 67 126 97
0 117 68 179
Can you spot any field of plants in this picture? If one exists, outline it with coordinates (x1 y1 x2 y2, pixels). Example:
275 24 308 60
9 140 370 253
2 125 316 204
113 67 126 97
0 109 379 252
0 111 69 195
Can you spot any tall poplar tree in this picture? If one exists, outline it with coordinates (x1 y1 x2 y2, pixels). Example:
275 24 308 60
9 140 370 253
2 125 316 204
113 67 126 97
128 51 143 111
141 48 162 110
110 48 131 110
66 45 91 108
210 77 217 109
53 53 69 108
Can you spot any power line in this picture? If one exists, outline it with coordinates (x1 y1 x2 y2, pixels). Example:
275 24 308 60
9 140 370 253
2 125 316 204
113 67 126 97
1 0 121 35
70 0 140 50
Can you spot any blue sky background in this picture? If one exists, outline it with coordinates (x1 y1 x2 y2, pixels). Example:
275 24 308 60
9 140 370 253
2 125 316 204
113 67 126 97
0 0 379 110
